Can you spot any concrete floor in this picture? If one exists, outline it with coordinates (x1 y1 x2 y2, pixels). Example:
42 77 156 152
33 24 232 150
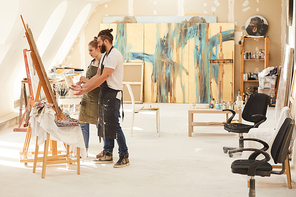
0 103 295 197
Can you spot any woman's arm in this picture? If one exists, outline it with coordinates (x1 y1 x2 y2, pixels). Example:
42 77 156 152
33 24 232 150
71 68 114 95
81 68 101 89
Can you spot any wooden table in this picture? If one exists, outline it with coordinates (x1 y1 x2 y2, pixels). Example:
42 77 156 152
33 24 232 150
188 108 242 137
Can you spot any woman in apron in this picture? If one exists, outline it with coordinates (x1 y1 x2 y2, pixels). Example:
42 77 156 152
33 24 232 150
77 37 101 156
71 29 129 168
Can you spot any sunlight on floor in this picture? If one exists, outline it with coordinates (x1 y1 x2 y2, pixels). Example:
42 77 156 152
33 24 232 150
0 147 21 159
0 140 23 148
0 159 26 168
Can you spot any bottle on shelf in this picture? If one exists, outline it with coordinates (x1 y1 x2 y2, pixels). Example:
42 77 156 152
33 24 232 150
236 90 243 110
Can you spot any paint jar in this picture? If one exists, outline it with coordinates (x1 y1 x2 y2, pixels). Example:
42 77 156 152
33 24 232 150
222 103 227 110
227 101 233 110
215 103 221 110
236 101 243 110
236 95 243 110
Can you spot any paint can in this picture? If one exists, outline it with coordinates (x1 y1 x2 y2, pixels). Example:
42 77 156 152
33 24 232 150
215 103 221 110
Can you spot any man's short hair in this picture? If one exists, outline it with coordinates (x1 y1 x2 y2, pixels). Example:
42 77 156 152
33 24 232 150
98 28 113 43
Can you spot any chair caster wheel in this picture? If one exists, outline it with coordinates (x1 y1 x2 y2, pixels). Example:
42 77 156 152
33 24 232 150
228 153 233 158
223 148 228 154
24 162 28 166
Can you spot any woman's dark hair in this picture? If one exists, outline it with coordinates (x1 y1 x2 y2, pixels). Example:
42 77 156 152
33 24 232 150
98 28 113 43
88 36 98 48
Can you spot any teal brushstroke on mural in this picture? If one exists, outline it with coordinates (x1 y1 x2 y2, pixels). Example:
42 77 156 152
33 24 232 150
113 23 234 103
114 23 126 60
211 63 219 101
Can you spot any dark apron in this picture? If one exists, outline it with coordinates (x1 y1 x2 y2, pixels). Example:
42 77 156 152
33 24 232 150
97 47 123 139
79 61 100 124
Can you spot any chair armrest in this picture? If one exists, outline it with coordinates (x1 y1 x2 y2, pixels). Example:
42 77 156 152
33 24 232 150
248 150 270 176
231 148 270 176
223 109 236 124
242 138 269 152
252 114 267 128
241 138 269 160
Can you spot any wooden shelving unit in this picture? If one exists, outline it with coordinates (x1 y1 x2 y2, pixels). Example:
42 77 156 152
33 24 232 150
240 36 269 96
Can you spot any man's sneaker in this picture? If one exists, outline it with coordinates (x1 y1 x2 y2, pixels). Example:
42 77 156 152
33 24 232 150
113 154 130 168
92 152 113 164
96 150 104 159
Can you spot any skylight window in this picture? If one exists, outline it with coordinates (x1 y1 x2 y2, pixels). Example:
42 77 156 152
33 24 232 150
37 1 68 57
51 3 91 67
0 0 18 44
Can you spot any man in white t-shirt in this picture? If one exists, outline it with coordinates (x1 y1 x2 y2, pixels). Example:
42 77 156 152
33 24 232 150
71 29 129 168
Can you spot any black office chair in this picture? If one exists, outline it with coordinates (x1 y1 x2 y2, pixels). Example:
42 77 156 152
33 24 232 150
230 118 294 197
223 93 270 157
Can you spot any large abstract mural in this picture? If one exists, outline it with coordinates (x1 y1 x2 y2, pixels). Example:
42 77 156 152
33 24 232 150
100 23 234 103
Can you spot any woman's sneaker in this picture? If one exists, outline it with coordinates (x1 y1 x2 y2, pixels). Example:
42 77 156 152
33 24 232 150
113 154 130 168
92 152 113 164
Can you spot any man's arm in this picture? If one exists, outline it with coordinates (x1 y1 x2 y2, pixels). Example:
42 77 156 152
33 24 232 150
72 67 114 95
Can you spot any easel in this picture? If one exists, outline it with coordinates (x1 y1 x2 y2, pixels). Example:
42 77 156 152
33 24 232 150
208 26 234 103
20 15 80 178
14 49 35 132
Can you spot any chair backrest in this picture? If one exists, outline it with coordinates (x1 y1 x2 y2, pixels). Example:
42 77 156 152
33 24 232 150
242 93 269 123
271 118 294 164
125 83 135 112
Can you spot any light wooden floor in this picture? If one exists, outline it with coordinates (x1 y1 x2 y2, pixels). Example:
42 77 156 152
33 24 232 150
0 104 295 197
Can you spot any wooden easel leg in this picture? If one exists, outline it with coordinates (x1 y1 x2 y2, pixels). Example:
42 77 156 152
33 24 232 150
77 147 80 175
33 136 39 173
41 133 50 179
21 83 42 160
285 155 292 189
21 124 32 159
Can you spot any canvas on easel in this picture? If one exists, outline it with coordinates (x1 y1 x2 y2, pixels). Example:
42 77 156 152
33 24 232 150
20 15 82 179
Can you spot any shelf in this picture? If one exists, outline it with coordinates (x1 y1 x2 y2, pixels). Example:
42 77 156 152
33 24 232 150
243 59 265 61
244 37 266 40
209 59 233 64
243 80 259 83
240 36 269 97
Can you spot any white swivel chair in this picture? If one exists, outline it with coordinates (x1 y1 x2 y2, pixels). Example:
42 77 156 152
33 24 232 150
125 83 160 137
